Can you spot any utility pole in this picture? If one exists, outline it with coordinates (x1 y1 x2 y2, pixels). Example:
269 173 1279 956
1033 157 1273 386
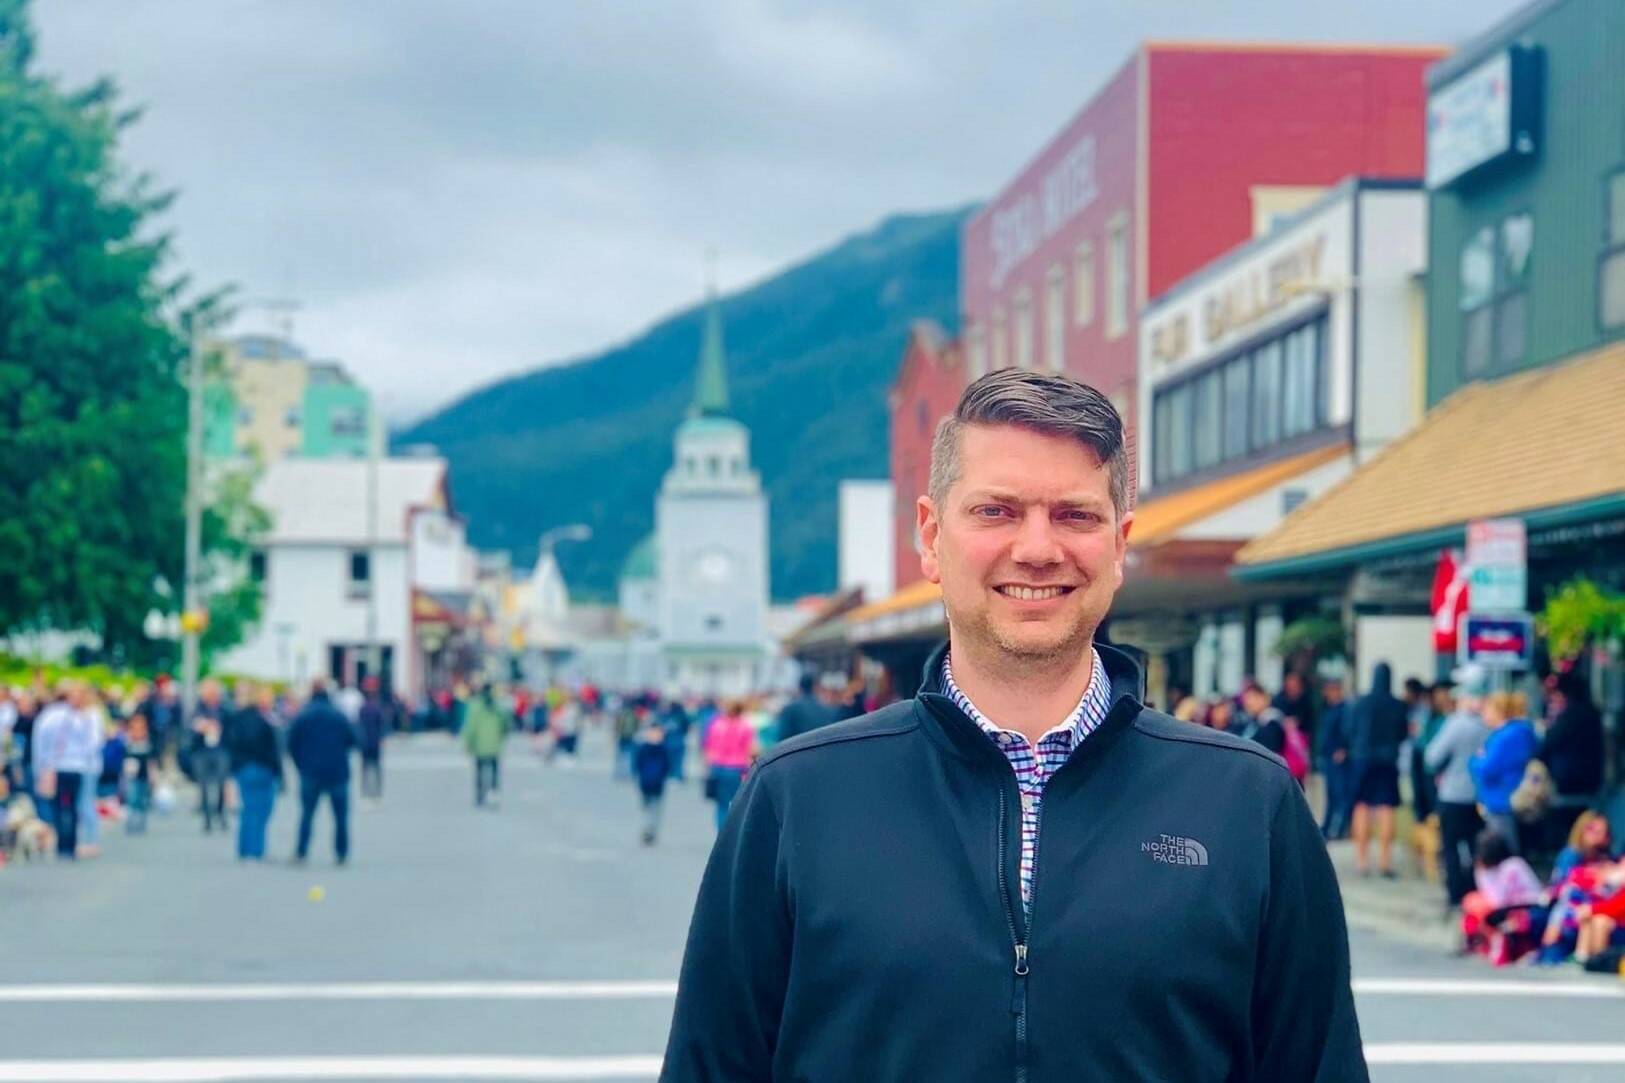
180 320 206 729
365 404 381 690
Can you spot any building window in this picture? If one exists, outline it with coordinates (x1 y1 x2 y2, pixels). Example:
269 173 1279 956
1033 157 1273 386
1106 214 1130 339
704 615 723 632
1601 171 1625 331
249 549 267 583
1013 287 1034 370
707 455 720 478
1461 214 1533 374
1152 313 1329 486
1250 340 1283 450
992 307 1008 370
1222 355 1250 461
1045 264 1066 372
330 406 366 438
347 550 370 599
1193 368 1222 471
1281 321 1319 438
967 324 988 380
1074 241 1095 327
285 407 302 428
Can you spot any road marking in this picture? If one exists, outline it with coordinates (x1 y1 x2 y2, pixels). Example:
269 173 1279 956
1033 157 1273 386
1366 1043 1625 1064
1354 977 1625 999
0 981 677 1004
0 1055 662 1081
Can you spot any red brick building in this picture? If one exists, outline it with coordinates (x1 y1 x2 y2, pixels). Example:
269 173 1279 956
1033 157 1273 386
887 322 965 590
960 43 1445 480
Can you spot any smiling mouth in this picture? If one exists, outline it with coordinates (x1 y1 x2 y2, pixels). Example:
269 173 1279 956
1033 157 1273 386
995 585 1075 601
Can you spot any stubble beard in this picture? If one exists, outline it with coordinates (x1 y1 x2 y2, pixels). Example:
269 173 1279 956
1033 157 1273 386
947 592 1100 678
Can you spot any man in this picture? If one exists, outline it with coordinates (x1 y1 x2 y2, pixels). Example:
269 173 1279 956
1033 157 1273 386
1273 670 1316 745
1424 671 1487 906
30 681 101 859
663 370 1365 1082
1240 684 1286 755
189 678 231 833
1318 677 1354 840
773 674 838 743
357 676 388 802
1349 662 1408 878
286 680 357 865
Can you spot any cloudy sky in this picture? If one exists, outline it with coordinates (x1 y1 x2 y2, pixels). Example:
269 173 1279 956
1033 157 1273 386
34 0 1524 422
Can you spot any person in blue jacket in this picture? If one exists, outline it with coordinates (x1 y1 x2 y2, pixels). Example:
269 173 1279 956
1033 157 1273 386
1469 690 1539 855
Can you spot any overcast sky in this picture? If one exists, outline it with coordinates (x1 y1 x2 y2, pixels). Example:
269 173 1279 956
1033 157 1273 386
34 0 1525 422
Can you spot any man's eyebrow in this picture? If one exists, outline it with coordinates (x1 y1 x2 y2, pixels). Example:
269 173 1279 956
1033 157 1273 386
964 490 1108 509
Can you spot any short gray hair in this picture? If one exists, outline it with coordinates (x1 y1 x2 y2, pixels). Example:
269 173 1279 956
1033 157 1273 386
928 368 1128 518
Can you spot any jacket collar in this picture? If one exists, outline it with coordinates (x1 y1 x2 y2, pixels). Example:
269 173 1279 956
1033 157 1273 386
913 636 1146 765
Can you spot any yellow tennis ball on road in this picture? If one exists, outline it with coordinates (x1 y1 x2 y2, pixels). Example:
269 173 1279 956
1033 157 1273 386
308 886 326 902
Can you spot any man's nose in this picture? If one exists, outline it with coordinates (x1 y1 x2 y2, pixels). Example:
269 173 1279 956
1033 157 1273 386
1009 512 1063 566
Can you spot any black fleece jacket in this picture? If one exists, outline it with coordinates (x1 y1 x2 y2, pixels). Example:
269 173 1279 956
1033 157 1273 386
662 642 1366 1083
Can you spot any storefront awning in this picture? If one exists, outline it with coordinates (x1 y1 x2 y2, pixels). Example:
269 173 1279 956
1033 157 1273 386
846 578 946 644
1235 344 1625 580
1129 442 1351 548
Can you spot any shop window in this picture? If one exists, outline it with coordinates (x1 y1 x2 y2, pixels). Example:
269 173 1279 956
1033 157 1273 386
1222 357 1250 461
992 307 1008 370
1460 226 1495 375
1193 369 1222 470
1250 340 1283 450
1074 241 1096 327
1602 171 1625 331
1013 287 1035 369
1106 215 1130 339
1045 264 1066 372
1281 322 1319 438
1152 394 1173 487
1165 383 1193 480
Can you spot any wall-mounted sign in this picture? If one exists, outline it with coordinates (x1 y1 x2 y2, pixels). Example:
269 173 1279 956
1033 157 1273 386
1201 234 1327 345
1466 517 1526 613
1458 612 1534 670
989 135 1099 290
1426 46 1541 190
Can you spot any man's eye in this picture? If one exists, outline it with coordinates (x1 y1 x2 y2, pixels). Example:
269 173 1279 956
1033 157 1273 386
973 506 1009 518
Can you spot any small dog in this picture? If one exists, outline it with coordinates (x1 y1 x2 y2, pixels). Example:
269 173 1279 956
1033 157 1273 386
4 795 57 861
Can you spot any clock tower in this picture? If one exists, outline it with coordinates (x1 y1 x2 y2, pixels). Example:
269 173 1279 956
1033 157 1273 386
654 283 769 697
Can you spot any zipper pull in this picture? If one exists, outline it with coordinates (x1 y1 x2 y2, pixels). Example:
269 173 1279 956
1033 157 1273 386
1013 943 1029 976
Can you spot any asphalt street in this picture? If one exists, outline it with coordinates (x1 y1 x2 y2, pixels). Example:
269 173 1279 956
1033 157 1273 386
3 728 1621 1082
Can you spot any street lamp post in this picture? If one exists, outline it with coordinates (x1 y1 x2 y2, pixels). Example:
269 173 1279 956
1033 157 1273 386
180 319 206 730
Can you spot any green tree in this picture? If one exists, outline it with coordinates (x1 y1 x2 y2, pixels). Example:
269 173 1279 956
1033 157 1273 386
0 0 262 665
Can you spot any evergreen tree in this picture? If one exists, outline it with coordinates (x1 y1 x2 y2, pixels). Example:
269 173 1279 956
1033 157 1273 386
0 0 261 666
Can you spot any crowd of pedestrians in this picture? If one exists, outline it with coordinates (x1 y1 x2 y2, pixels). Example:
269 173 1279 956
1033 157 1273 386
0 672 403 868
1169 657 1617 970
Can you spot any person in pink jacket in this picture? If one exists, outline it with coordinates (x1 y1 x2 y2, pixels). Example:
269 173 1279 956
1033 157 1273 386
702 700 756 830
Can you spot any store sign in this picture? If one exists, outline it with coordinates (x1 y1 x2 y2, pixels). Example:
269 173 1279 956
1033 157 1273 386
1465 517 1526 613
1201 234 1328 346
1426 47 1540 190
989 135 1099 290
1458 613 1534 670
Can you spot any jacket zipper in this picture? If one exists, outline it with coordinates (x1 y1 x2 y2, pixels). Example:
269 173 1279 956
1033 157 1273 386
998 785 1031 1083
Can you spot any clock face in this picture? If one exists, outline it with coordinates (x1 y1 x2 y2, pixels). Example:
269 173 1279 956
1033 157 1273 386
694 550 736 585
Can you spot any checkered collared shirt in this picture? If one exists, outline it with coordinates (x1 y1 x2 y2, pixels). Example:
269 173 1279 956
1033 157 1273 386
942 648 1113 914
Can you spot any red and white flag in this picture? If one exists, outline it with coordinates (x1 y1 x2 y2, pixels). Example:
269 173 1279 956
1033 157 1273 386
1431 548 1470 652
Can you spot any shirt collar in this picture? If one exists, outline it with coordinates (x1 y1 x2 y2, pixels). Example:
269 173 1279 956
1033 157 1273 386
941 647 1112 748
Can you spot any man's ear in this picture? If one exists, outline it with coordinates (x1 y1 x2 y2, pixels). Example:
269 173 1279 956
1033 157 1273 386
918 496 942 584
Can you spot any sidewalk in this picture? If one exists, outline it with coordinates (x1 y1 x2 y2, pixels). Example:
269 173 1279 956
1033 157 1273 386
1327 838 1459 952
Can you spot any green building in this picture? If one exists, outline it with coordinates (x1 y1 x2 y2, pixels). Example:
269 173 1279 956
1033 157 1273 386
1426 0 1625 404
1237 0 1624 765
301 364 372 459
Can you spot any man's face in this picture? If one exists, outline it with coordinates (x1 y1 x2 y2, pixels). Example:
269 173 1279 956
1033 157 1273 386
1242 688 1269 716
918 424 1129 666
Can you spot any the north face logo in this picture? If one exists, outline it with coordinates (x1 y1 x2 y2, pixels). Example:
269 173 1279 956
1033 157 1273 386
1142 834 1209 866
